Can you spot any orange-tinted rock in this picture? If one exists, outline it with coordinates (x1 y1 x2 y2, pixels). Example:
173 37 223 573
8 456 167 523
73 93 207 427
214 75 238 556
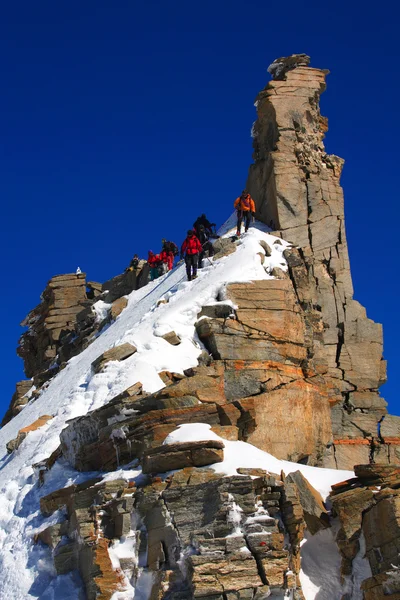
241 379 332 464
6 414 53 454
20 414 53 433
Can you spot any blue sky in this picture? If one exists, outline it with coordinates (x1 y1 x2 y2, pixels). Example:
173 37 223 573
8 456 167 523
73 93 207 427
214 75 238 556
1 1 399 419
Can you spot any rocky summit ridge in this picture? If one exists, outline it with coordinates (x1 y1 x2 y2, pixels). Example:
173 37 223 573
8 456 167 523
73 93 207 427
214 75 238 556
0 54 399 600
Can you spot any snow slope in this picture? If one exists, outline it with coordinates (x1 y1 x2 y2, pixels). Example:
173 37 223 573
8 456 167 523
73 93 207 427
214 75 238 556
0 218 359 599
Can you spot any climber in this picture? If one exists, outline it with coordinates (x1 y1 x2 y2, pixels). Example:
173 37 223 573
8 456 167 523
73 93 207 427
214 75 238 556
125 254 140 272
234 190 255 236
193 214 216 237
159 249 171 274
180 230 202 281
161 239 179 256
196 224 214 268
161 239 179 271
148 251 162 281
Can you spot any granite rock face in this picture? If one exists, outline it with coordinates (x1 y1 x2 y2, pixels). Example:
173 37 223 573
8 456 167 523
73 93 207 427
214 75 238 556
196 278 334 465
38 469 306 599
247 53 393 469
330 463 400 598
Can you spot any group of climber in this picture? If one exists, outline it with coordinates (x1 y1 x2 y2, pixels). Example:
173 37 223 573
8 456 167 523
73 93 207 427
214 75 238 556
147 239 179 281
125 190 256 282
144 214 218 282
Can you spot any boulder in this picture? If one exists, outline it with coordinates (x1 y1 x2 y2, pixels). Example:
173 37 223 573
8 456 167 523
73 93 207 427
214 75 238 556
91 342 137 373
61 401 221 472
198 303 234 319
212 237 237 260
259 240 272 256
270 266 287 279
330 486 375 575
86 281 102 299
161 331 181 346
285 470 330 535
110 296 128 319
142 440 224 474
6 414 53 453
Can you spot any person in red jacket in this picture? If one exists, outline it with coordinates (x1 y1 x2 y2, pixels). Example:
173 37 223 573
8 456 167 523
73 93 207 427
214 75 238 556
159 249 172 273
148 251 162 281
234 190 256 236
180 230 202 281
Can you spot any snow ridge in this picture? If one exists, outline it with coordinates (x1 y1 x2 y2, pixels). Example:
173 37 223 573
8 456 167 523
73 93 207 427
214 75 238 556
0 218 354 599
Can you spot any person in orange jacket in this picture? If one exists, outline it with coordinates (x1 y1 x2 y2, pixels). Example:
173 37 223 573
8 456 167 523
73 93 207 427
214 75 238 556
180 230 202 281
234 190 256 236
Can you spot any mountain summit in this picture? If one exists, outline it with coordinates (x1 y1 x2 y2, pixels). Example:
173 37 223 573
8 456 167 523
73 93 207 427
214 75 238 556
0 54 398 600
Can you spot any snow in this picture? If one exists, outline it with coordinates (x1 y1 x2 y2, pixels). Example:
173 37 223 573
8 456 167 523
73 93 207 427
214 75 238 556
0 217 357 599
299 524 371 600
93 299 112 323
163 424 353 500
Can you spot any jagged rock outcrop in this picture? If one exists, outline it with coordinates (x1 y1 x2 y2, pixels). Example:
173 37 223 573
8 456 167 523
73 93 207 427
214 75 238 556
18 273 89 380
196 278 335 464
37 467 307 599
330 463 400 598
247 53 398 468
1 379 33 426
102 260 149 303
5 262 150 425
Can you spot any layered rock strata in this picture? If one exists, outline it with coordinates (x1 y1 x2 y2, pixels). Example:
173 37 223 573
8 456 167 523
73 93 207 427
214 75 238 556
6 263 149 425
247 54 398 468
196 278 335 464
18 273 89 380
38 465 312 599
330 463 400 598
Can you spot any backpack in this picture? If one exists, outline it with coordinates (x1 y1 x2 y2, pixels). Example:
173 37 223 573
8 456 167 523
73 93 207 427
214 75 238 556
165 241 179 256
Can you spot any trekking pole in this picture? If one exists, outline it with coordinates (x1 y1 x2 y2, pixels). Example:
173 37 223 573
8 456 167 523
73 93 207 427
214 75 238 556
201 241 213 266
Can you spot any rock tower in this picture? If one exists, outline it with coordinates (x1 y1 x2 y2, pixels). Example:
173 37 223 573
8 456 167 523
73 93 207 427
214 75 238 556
247 54 398 468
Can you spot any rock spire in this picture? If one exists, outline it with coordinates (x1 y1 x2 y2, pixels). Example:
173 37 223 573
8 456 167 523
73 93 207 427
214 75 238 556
247 53 397 468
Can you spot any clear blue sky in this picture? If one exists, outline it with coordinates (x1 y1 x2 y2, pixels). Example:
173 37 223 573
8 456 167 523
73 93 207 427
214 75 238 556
1 1 399 420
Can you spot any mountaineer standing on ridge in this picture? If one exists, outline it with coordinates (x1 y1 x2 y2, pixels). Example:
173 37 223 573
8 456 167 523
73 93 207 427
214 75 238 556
234 189 255 236
180 230 202 281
